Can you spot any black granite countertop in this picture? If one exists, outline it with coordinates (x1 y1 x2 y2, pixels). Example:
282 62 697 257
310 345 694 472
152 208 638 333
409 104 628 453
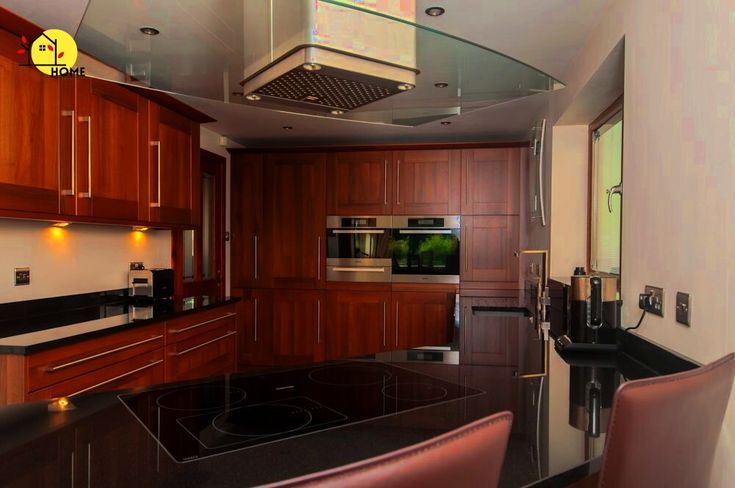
0 290 239 355
0 311 697 488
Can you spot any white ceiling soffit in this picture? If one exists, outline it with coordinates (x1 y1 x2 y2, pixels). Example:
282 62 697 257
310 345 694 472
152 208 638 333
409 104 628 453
0 0 89 35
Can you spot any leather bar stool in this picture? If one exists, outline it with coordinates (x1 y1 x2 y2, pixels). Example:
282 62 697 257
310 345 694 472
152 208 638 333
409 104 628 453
577 353 735 488
266 411 513 488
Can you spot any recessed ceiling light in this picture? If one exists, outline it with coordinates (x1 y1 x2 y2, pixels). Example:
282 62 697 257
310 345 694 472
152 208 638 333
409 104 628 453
302 63 322 71
139 26 160 36
425 7 445 17
434 82 449 88
330 109 345 115
397 83 415 91
245 93 261 101
440 121 452 126
282 126 294 130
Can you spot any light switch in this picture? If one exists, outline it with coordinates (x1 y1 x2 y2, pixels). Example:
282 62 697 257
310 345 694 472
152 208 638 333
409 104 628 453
676 292 691 326
14 267 30 286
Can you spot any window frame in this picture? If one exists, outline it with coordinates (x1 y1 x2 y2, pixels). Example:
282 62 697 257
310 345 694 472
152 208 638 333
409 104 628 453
587 95 624 277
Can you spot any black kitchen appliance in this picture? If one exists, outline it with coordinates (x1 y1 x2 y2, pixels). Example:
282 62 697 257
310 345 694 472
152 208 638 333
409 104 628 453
390 216 460 284
326 216 392 282
128 268 175 301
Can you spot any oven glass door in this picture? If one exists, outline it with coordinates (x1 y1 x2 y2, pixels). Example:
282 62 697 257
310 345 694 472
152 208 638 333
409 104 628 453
327 229 391 260
391 229 460 276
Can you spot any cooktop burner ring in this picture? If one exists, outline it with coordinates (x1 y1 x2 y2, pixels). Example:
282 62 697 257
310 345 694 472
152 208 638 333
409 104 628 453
382 382 450 402
308 363 393 387
155 385 247 411
211 403 313 438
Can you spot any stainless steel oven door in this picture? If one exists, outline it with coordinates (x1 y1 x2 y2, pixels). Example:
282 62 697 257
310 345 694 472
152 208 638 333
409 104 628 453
326 216 392 282
391 216 460 284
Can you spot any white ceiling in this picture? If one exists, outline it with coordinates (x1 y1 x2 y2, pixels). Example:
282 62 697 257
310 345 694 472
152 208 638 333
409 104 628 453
2 0 613 146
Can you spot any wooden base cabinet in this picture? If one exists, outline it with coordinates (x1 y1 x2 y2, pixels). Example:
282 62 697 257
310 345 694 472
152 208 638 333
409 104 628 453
271 290 325 365
392 291 455 350
325 290 391 359
235 288 274 366
460 297 521 366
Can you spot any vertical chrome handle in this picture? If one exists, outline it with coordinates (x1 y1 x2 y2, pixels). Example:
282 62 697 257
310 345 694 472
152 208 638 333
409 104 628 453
86 442 91 488
317 236 321 280
70 450 75 488
465 160 470 205
150 141 161 208
382 302 387 347
61 110 75 196
396 160 401 204
464 226 470 271
395 303 399 347
79 116 92 198
254 234 259 280
317 299 321 344
254 298 258 342
384 159 388 205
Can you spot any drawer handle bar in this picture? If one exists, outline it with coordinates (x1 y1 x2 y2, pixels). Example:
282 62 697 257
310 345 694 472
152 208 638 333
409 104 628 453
332 267 385 273
173 330 237 357
68 359 163 398
47 335 163 372
169 312 236 334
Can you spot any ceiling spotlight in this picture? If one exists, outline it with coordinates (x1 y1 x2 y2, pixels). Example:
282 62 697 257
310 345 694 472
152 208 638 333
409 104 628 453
330 109 345 115
425 7 446 17
440 121 452 126
397 83 415 91
434 82 449 88
52 222 70 227
132 226 149 232
302 63 322 71
139 26 160 36
245 93 261 101
282 126 294 130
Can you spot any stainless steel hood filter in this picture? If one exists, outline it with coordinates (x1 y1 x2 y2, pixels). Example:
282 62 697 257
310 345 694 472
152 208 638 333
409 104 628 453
241 1 418 114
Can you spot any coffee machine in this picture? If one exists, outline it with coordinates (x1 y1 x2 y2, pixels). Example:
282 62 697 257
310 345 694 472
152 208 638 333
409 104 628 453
128 268 174 302
555 267 621 352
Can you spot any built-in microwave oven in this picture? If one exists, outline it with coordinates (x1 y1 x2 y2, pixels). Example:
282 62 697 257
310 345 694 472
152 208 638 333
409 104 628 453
326 216 392 283
391 216 460 284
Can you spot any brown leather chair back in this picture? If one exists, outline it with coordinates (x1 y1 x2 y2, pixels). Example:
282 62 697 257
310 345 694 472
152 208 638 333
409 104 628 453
267 411 513 488
597 353 735 488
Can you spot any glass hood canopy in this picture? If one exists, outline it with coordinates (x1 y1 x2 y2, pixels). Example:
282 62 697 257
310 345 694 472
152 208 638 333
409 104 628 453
75 0 564 127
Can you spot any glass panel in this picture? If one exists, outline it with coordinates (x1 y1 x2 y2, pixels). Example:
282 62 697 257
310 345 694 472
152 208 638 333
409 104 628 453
590 111 623 274
183 229 195 280
74 0 563 127
202 172 215 279
390 230 460 276
326 231 391 259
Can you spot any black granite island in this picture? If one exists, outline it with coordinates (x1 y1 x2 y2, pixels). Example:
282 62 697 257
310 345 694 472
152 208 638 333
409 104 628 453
0 312 697 488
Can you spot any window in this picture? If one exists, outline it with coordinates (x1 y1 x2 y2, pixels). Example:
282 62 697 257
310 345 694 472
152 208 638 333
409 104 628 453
589 98 623 275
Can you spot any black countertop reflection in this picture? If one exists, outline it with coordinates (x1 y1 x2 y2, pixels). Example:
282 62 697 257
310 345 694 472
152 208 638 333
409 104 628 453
0 288 698 488
0 291 238 354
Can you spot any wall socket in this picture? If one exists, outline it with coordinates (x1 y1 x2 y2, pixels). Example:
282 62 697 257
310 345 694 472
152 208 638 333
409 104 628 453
14 267 30 286
640 285 664 316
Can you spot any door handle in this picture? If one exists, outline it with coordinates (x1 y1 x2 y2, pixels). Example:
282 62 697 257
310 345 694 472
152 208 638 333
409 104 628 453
395 303 399 347
317 299 321 344
396 160 401 204
382 301 387 347
254 234 259 280
78 116 92 198
606 183 623 213
150 141 161 208
254 298 258 342
61 110 75 196
317 236 322 280
384 159 388 205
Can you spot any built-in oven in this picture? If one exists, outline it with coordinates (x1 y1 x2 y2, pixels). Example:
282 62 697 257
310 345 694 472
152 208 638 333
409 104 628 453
326 216 392 282
391 216 461 284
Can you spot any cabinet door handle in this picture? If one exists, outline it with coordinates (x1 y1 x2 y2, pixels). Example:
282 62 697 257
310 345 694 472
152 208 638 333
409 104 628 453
79 116 92 198
169 313 236 334
86 442 91 488
466 160 470 206
317 299 321 344
382 301 387 347
395 303 399 347
61 110 75 196
384 159 388 205
254 298 258 342
46 335 163 372
396 160 401 204
317 236 322 281
254 234 259 280
68 359 163 398
464 226 469 271
150 141 161 208
173 331 237 357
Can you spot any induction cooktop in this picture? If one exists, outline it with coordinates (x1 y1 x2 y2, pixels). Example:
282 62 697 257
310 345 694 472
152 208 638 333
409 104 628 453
119 361 484 463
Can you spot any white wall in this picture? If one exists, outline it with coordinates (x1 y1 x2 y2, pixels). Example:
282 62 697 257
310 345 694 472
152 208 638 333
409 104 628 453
550 0 735 485
0 219 170 303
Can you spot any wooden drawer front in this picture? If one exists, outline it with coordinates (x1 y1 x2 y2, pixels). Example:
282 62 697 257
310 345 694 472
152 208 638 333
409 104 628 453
27 324 165 392
165 320 237 382
166 306 237 344
27 349 164 401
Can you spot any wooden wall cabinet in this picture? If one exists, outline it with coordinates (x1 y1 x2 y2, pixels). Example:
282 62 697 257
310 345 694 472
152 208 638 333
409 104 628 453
327 151 392 215
271 290 325 365
325 290 391 359
392 291 455 350
461 148 522 215
392 149 461 215
461 216 520 283
231 154 265 289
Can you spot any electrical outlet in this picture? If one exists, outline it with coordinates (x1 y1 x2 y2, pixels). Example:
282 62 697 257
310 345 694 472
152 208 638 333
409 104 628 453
676 292 691 326
130 262 144 270
640 285 664 317
14 267 30 286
